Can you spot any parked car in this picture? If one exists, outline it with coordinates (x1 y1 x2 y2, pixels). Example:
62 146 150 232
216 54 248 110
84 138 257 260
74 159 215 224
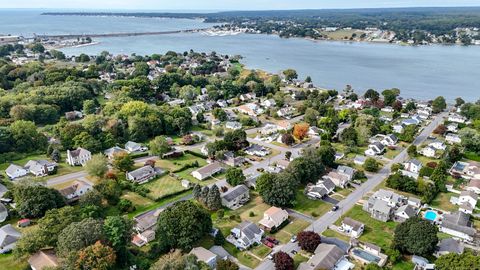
267 253 274 260
291 250 297 255
266 237 279 245
290 235 297 243
263 240 274 248
331 205 339 211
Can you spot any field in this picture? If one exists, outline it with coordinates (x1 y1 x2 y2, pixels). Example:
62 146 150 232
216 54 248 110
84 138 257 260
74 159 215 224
291 188 332 217
143 175 187 200
320 29 365 40
0 254 28 270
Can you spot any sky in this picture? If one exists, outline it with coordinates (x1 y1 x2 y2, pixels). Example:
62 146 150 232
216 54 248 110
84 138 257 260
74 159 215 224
1 0 480 11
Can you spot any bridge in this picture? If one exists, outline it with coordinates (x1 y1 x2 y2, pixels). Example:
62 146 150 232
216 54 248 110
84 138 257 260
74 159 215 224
34 28 209 39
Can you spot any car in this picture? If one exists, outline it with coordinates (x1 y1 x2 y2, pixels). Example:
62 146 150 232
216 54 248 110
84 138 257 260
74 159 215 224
291 250 297 255
257 168 265 172
267 253 274 260
290 235 297 243
331 205 339 211
262 240 274 248
266 237 279 245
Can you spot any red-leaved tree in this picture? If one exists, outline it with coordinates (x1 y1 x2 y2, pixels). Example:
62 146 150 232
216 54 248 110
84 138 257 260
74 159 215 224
297 231 321 253
273 251 294 270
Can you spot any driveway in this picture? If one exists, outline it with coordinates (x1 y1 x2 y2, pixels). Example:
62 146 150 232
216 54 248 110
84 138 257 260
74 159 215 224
322 196 339 205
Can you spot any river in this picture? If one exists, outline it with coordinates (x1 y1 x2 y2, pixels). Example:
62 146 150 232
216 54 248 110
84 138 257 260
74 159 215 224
1 10 479 101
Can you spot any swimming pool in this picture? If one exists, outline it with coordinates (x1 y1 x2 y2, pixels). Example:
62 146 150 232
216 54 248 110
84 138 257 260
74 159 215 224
352 248 381 263
424 210 438 221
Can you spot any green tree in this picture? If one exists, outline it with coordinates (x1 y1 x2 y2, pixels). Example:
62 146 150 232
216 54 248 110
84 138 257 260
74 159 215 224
57 218 105 258
112 152 134 172
217 259 239 270
51 149 61 163
13 184 66 218
226 167 246 186
9 120 47 153
213 108 228 122
94 180 122 205
156 201 212 250
103 216 132 265
407 145 417 157
149 136 172 157
150 250 202 270
432 96 447 113
435 252 480 270
206 185 222 211
393 217 438 257
85 154 109 177
83 100 97 115
363 158 380 172
282 69 298 81
76 241 117 270
455 97 465 108
214 230 225 245
257 173 296 207
364 89 380 102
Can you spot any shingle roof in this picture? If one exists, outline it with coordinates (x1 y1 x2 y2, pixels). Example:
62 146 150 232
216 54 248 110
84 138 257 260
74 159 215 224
0 224 21 247
221 185 249 202
342 217 364 231
304 244 344 270
437 238 464 254
235 221 262 241
441 211 476 236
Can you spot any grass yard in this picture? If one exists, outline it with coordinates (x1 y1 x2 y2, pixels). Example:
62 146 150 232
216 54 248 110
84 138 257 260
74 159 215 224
339 205 397 250
250 244 271 259
385 148 402 160
143 175 187 200
322 229 351 242
283 219 310 235
0 254 28 270
391 260 416 270
196 235 215 250
292 188 332 217
293 253 309 269
430 192 458 212
121 191 155 208
223 242 261 269
127 189 192 218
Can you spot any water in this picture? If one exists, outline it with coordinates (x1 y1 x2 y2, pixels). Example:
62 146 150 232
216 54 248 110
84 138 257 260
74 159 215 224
1 10 480 101
424 210 438 221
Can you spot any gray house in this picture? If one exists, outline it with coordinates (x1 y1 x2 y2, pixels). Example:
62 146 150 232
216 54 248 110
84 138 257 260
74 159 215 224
221 185 250 209
363 197 393 222
126 166 157 184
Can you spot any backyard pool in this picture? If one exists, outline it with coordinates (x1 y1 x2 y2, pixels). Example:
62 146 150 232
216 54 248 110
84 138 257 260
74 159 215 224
352 248 381 264
424 210 438 221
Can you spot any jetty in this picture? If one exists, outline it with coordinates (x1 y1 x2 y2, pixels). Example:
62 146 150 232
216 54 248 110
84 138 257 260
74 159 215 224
34 28 209 39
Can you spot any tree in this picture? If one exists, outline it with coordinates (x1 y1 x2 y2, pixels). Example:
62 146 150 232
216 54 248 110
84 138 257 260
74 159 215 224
285 151 292 160
398 125 417 143
213 108 228 122
226 168 246 186
256 173 296 207
354 114 379 146
13 184 66 218
206 185 222 211
340 127 358 146
273 251 294 270
9 120 47 153
112 152 134 172
83 100 96 115
156 201 212 250
282 69 298 81
192 184 202 200
364 89 380 102
433 124 447 135
435 252 480 270
382 89 400 106
363 158 380 172
407 145 417 157
281 133 295 145
393 217 438 257
432 96 447 113
150 250 202 270
293 123 309 140
94 180 122 205
80 189 103 207
459 128 480 153
217 259 239 270
214 229 225 245
103 216 132 265
85 154 109 177
223 130 248 151
51 149 61 163
76 241 116 270
447 145 462 163
304 108 319 126
149 136 172 157
297 231 321 253
57 218 105 258
430 161 448 192
455 97 465 108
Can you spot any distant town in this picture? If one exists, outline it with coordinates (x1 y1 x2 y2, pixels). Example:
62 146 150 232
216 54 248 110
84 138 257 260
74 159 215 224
1 19 480 270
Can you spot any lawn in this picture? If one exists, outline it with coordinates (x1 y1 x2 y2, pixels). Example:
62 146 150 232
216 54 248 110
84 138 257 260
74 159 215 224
291 188 332 217
143 175 188 200
127 189 192 218
384 148 402 160
121 191 155 208
223 242 261 269
338 205 397 250
0 254 28 270
293 253 309 269
250 244 271 259
322 229 351 242
145 153 207 172
196 235 215 250
430 192 458 212
283 219 310 235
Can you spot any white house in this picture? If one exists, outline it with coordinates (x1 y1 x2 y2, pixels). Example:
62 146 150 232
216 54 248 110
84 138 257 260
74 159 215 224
0 203 7 223
191 162 224 181
261 123 280 135
340 218 364 238
58 180 93 201
0 224 21 254
261 99 276 108
126 166 157 184
447 123 459 133
439 211 476 241
225 121 242 130
229 221 264 250
66 148 92 166
381 134 398 146
125 141 148 153
258 207 289 231
448 114 467 124
189 247 217 269
5 164 28 179
24 160 57 177
381 106 394 113
221 185 250 209
245 144 270 157
403 159 422 178
393 124 404 134
446 133 462 144
365 142 385 156
420 146 436 158
458 190 478 214
429 140 447 151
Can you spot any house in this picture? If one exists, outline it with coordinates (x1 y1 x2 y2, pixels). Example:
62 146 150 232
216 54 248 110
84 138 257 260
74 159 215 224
5 164 28 179
133 208 164 233
450 161 480 180
238 103 262 116
365 142 385 156
245 144 270 157
229 221 264 250
239 93 255 102
298 243 352 270
65 110 83 120
28 249 59 270
126 166 157 184
445 133 462 144
0 183 7 198
223 152 245 167
323 171 350 188
125 141 148 153
403 159 422 178
58 180 93 201
439 211 476 241
132 230 156 247
245 173 261 189
402 118 421 126
381 134 398 146
0 203 7 223
467 179 480 194
189 247 217 269
408 197 422 208
420 146 436 158
434 238 464 257
258 207 289 231
104 146 127 159
381 106 394 113
221 185 250 209
395 205 417 222
354 155 366 165
363 197 393 222
429 140 446 151
217 100 228 108
305 178 336 199
225 121 242 130
277 107 295 118
0 224 21 253
340 218 364 238
448 113 467 124
371 189 405 207
24 160 57 177
447 123 459 133
262 99 276 108
261 123 280 135
393 124 404 134
66 147 92 166
276 120 292 131
191 162 224 181
458 190 478 214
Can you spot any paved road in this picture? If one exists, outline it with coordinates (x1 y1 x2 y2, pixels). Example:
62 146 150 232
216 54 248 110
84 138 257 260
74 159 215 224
254 112 447 270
